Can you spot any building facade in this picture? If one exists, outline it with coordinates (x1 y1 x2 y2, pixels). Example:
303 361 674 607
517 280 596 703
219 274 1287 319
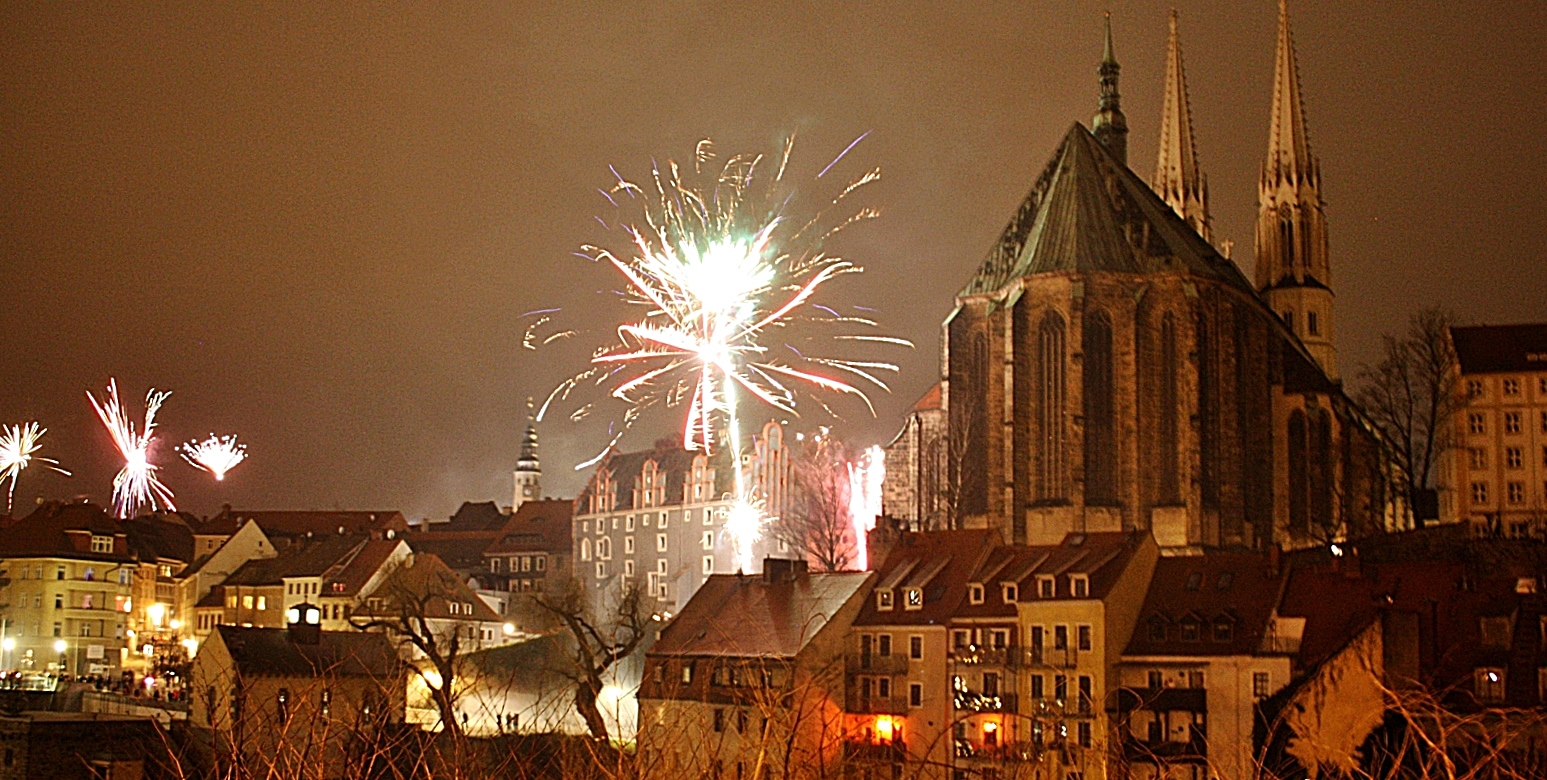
1439 323 1547 536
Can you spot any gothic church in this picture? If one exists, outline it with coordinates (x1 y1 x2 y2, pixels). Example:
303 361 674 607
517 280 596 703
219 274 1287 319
933 4 1409 551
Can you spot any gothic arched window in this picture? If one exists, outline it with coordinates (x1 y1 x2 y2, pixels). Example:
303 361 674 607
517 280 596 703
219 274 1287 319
1158 313 1180 503
1309 409 1334 534
1036 312 1068 501
1288 410 1308 533
1083 310 1116 505
963 331 990 515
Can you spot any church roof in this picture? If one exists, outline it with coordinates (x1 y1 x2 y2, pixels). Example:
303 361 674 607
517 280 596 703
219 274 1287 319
1451 324 1547 375
960 123 1254 297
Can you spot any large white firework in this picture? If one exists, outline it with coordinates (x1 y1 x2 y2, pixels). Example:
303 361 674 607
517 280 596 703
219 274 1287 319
0 423 70 514
87 379 176 519
179 434 248 481
538 137 909 572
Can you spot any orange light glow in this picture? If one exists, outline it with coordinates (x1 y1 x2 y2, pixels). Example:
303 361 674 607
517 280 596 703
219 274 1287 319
874 716 896 742
982 721 998 734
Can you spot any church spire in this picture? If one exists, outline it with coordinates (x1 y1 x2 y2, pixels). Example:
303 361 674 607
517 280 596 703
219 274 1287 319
513 398 542 512
1091 13 1129 165
1255 0 1337 379
1153 10 1211 242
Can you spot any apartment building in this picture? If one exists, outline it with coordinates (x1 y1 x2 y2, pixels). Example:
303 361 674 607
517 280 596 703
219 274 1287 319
1441 324 1547 535
0 502 135 677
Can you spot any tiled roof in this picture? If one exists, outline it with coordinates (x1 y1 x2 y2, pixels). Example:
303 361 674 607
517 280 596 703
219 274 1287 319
120 513 196 565
220 534 371 586
1124 551 1285 657
485 499 572 555
215 625 403 679
404 535 496 571
911 382 942 413
431 501 508 533
954 532 1147 620
652 571 873 658
352 554 502 623
320 539 404 597
853 530 1000 627
0 502 133 562
197 509 406 539
1450 324 1547 375
961 123 1255 297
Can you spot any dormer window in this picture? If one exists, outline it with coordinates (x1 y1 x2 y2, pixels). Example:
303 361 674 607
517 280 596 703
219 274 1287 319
876 590 894 611
1036 576 1055 599
1069 574 1089 598
1147 615 1168 642
903 587 923 611
1212 616 1234 643
1179 616 1201 642
968 584 984 605
90 535 113 553
1001 583 1018 603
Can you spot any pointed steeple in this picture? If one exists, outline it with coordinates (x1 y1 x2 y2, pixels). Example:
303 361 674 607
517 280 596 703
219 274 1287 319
1091 13 1129 165
1255 0 1337 379
1265 0 1314 183
1153 10 1211 242
513 398 542 511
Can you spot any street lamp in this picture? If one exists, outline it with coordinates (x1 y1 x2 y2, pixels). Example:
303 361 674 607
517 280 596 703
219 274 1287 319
53 639 67 675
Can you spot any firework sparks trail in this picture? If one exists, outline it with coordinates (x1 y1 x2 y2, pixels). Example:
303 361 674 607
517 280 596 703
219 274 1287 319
0 423 71 514
537 136 912 572
180 435 248 481
87 380 176 519
847 445 885 571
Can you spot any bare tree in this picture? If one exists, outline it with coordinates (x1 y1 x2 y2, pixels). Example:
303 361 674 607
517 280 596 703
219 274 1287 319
1354 308 1465 492
532 578 651 742
351 556 475 739
775 433 858 572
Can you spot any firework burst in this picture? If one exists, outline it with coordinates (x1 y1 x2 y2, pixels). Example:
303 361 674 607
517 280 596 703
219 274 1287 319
538 136 910 571
180 434 248 481
0 423 71 514
87 379 176 519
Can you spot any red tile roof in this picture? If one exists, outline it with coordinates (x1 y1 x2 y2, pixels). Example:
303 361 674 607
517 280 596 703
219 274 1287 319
485 499 573 556
198 509 407 539
1450 324 1547 375
352 554 502 623
652 570 873 658
1124 551 1287 657
0 502 134 563
853 529 1000 627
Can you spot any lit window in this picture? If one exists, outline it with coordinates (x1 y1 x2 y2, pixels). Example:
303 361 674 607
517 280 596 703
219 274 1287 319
580 539 591 561
1476 668 1506 703
242 595 253 610
903 587 923 610
876 590 894 611
256 596 266 611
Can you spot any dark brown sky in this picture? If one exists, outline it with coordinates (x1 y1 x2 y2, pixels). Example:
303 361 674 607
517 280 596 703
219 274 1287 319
3 2 1544 520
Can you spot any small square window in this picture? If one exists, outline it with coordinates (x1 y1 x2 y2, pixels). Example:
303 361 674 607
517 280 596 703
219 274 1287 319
1037 576 1055 598
876 590 894 611
1467 380 1485 397
702 556 714 575
903 587 923 610
1504 378 1521 396
1070 574 1089 598
968 584 984 604
1476 668 1506 702
1253 672 1271 698
1470 448 1488 469
1472 482 1490 505
595 562 607 579
1508 482 1526 504
1507 447 1524 468
1506 412 1523 434
1469 414 1486 435
624 560 635 577
1002 583 1018 603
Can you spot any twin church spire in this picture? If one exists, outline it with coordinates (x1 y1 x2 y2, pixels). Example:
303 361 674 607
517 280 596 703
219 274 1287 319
1093 2 1335 378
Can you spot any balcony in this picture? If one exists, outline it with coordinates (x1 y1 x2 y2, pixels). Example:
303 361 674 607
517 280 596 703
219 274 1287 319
1122 728 1208 762
1021 646 1079 669
847 652 908 675
843 739 907 763
954 690 1018 713
955 740 1040 762
845 692 909 715
1109 687 1207 714
950 645 1023 668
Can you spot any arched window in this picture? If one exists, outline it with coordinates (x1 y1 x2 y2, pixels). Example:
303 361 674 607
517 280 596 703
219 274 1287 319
1158 313 1180 503
1288 410 1308 533
1279 213 1295 274
1083 310 1116 505
580 538 592 562
1036 312 1068 501
962 331 991 515
1309 409 1334 534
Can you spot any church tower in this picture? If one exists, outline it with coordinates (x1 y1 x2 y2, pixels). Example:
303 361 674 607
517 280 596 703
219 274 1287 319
513 401 541 513
1091 13 1128 164
1255 0 1337 378
1153 11 1211 243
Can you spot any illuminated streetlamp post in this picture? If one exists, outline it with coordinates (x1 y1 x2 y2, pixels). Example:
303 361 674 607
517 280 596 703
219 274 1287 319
53 639 67 675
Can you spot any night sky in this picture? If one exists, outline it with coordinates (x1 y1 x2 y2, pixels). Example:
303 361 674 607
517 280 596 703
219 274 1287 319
3 2 1544 520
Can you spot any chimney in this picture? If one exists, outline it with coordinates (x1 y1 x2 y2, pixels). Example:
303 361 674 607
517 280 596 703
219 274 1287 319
762 558 808 584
